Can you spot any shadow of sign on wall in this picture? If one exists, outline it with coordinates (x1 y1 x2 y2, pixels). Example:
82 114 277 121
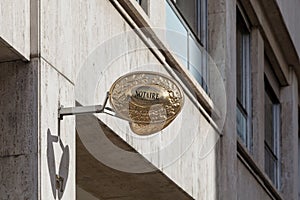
47 129 70 199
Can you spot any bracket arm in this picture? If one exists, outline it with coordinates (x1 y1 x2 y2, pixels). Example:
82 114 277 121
58 92 110 120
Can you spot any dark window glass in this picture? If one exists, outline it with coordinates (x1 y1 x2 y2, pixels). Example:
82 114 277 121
175 0 199 36
173 0 206 44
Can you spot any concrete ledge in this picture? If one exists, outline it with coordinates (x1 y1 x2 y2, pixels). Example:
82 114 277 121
237 141 284 200
76 115 194 200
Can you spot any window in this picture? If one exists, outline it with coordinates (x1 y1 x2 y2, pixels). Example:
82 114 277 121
172 0 207 45
236 8 251 148
136 0 148 14
165 0 208 93
264 78 280 188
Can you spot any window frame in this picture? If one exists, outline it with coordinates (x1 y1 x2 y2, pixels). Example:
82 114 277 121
236 6 252 150
168 0 207 48
166 0 209 93
264 59 281 189
135 0 148 14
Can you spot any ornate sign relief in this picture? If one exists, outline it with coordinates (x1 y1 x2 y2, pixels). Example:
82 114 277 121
109 71 184 135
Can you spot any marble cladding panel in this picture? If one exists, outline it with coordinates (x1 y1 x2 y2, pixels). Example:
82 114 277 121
40 59 75 200
0 0 30 60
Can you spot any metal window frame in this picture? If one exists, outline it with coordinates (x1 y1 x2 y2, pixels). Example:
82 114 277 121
135 0 148 14
167 0 207 48
236 6 252 150
166 0 209 93
264 76 281 189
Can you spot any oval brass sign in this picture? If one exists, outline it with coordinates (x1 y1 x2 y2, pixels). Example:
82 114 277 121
109 71 184 135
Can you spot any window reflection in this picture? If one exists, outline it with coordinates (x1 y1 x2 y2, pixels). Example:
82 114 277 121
166 0 208 94
166 2 188 67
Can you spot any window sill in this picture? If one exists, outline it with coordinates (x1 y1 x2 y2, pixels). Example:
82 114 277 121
110 0 221 133
237 140 283 200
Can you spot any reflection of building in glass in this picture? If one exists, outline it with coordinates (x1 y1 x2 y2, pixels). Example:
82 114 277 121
0 0 299 199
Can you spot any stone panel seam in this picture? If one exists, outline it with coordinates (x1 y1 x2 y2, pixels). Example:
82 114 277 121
40 56 75 85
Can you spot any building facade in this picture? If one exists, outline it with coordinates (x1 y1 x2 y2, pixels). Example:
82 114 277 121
0 0 299 199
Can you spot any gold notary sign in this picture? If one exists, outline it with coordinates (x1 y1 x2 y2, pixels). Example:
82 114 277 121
109 71 184 135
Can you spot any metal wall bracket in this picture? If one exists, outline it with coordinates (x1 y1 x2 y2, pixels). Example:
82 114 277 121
58 92 116 120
